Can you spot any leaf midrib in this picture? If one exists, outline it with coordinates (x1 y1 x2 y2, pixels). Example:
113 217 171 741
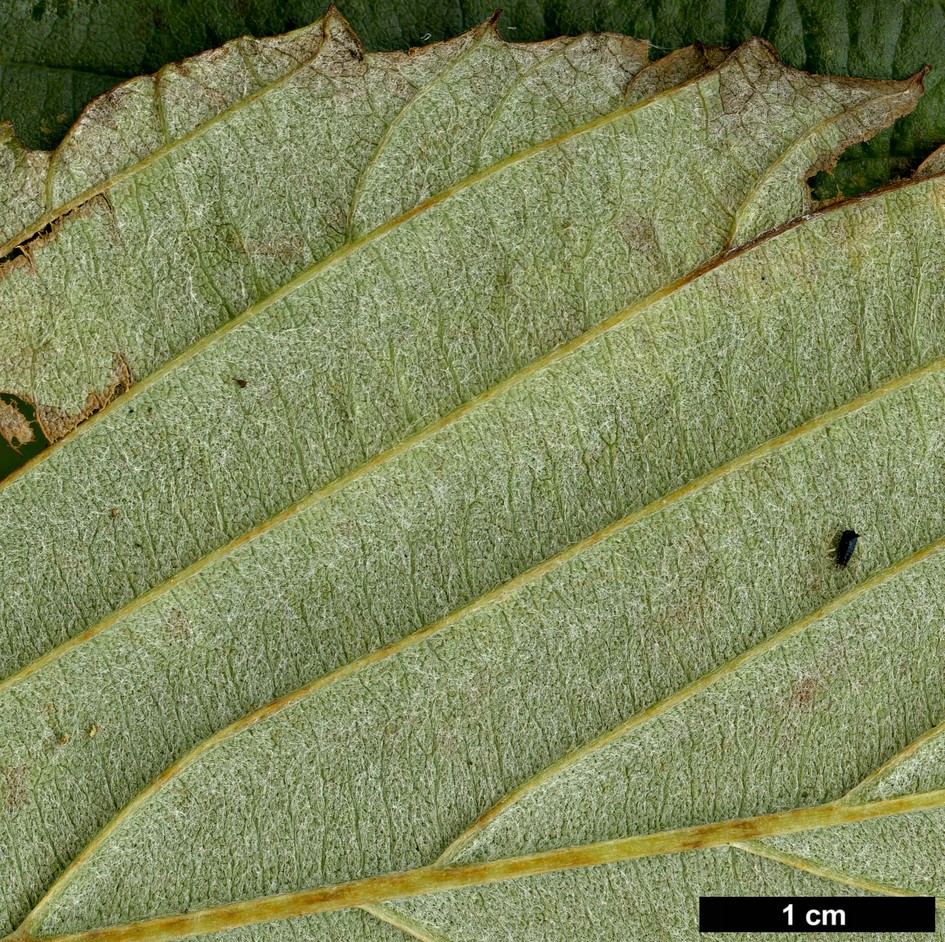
20 336 945 935
372 841 945 942
435 529 945 865
720 693 945 900
15 790 945 942
3 44 937 939
368 535 945 935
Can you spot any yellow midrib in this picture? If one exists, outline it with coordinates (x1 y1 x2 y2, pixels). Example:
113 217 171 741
19 330 945 937
2 38 939 942
9 166 945 942
13 789 945 942
434 525 945 865
370 840 945 942
723 698 945 898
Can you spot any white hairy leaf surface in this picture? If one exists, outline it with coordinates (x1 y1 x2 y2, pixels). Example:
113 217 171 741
0 12 942 942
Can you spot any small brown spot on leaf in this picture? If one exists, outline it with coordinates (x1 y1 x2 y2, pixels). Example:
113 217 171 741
165 607 193 642
2 766 28 812
43 700 70 747
233 377 248 388
788 675 822 710
616 212 662 266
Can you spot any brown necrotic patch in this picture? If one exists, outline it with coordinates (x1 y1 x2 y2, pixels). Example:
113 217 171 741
31 352 133 444
788 674 824 710
0 193 113 277
1 765 28 812
0 352 133 481
0 398 34 451
164 607 194 642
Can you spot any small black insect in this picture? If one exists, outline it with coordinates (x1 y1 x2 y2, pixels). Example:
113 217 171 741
836 529 859 567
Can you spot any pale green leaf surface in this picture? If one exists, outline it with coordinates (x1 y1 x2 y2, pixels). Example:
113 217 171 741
0 14 910 418
0 14 648 405
3 20 945 942
9 176 945 939
434 541 945 866
743 709 945 903
388 849 933 942
0 34 907 680
3 0 945 204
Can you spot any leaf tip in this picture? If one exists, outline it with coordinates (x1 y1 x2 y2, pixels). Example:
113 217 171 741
911 64 931 92
915 142 945 180
739 34 782 65
321 4 365 62
469 9 503 41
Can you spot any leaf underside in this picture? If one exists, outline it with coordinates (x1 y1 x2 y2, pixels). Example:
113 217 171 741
3 0 945 205
2 11 945 942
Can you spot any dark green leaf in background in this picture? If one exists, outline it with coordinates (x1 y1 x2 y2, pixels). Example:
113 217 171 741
1 0 941 479
2 0 943 195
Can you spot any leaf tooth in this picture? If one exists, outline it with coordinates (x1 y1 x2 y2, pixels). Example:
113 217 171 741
320 5 366 67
